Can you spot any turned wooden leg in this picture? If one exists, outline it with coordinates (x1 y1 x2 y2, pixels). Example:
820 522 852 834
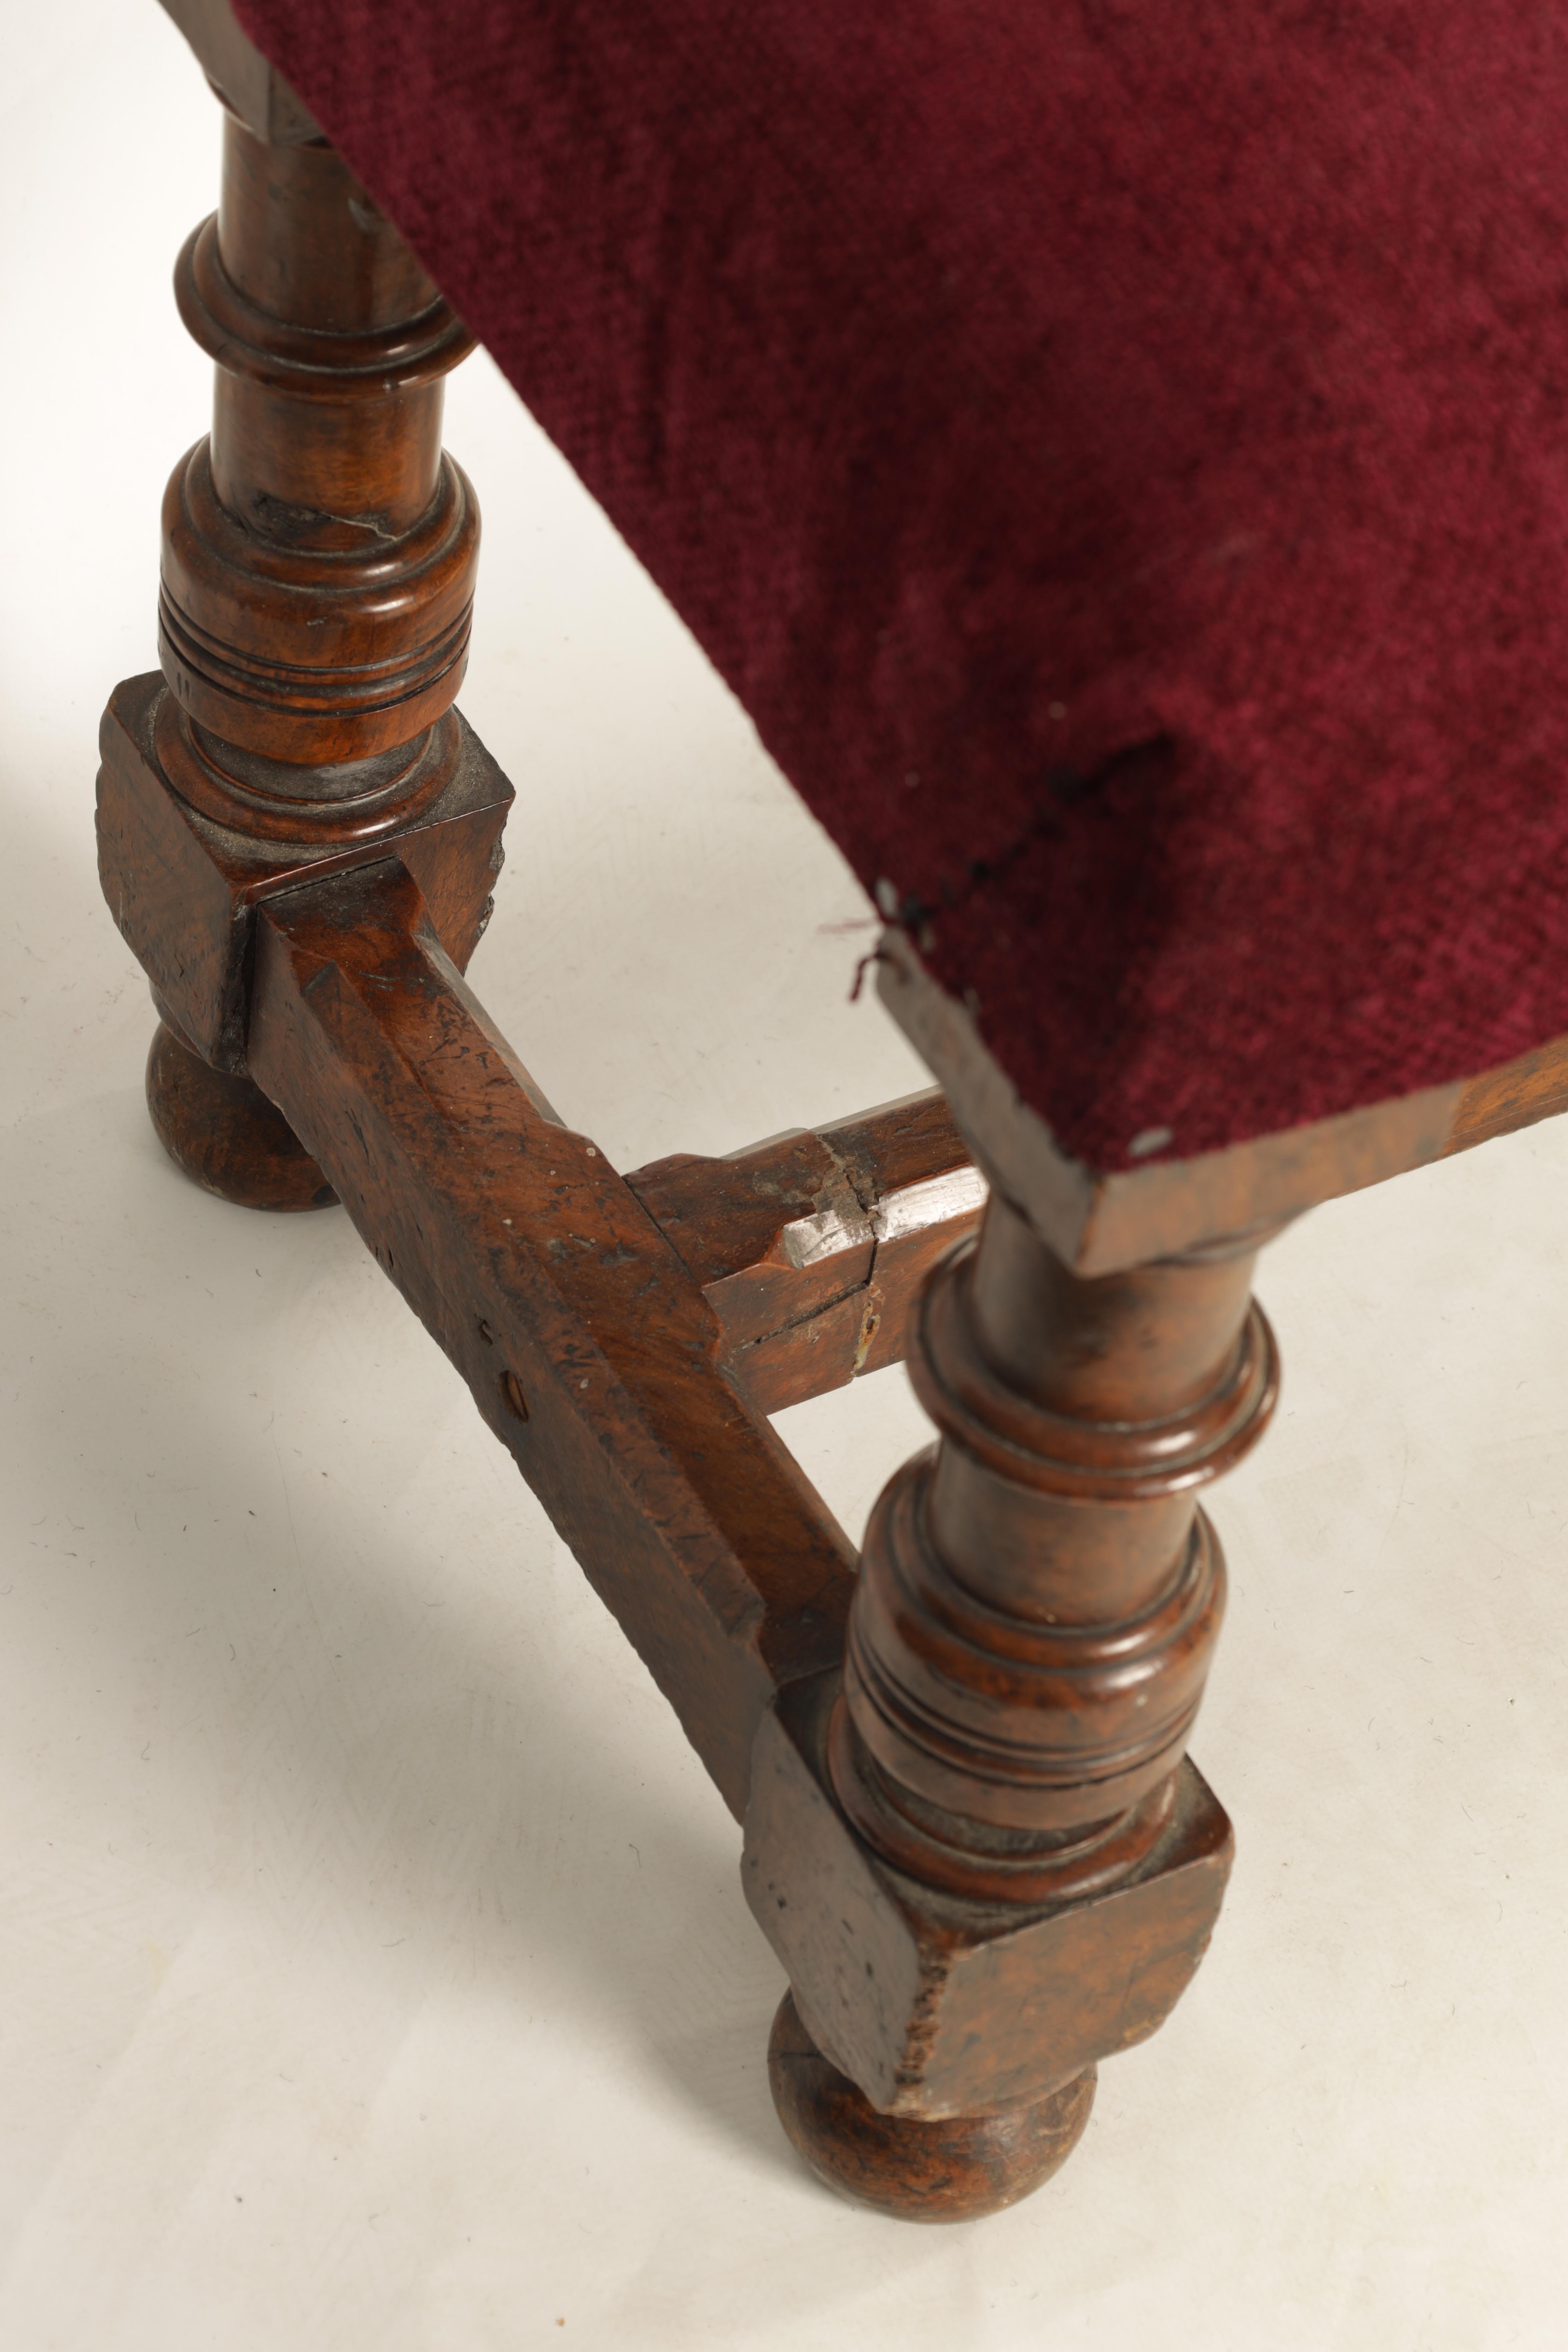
747 1189 1276 2218
98 94 507 1204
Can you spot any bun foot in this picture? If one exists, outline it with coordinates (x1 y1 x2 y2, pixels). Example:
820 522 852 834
766 1991 1095 2222
145 1020 337 1212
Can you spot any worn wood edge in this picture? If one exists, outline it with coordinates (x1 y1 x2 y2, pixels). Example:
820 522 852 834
1441 1033 1568 1158
247 858 858 1817
744 1670 1236 2118
625 1092 986 1410
876 929 1568 1272
767 1990 1098 2222
158 0 321 144
624 1089 975 1282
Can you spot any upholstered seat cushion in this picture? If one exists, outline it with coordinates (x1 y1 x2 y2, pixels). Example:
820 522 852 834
233 0 1568 1167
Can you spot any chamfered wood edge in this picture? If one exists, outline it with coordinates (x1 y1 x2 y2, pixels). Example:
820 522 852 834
876 927 1568 1274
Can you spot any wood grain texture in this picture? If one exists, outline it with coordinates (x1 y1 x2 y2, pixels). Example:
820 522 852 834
98 678 510 1072
246 857 858 1818
626 1092 985 1412
745 1673 1233 2118
1442 1032 1568 1158
768 1992 1096 2222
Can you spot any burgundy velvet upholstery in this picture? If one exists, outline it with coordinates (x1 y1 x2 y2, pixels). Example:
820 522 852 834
232 0 1568 1168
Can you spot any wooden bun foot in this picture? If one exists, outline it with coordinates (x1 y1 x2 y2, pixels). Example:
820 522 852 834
145 1020 337 1212
767 1992 1095 2222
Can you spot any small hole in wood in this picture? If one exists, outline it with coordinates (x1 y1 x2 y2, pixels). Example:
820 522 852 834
478 1320 496 1345
501 1369 529 1423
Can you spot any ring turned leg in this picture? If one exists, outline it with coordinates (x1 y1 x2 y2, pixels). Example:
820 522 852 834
97 97 502 1213
748 1189 1278 2216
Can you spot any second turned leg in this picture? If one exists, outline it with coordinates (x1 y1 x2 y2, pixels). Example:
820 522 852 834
746 1189 1278 2219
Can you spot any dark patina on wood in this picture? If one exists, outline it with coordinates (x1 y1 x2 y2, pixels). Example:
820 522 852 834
144 1009 336 1211
98 0 1568 2228
627 1092 985 1413
768 1991 1096 2224
247 858 858 1818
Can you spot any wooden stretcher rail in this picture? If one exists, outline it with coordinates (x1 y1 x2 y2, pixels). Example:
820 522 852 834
247 855 863 1819
625 1092 985 1414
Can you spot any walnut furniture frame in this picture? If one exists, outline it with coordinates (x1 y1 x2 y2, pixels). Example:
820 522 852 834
98 0 1568 2222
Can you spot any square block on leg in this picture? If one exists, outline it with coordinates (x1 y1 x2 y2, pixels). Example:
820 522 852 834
743 1670 1232 2119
